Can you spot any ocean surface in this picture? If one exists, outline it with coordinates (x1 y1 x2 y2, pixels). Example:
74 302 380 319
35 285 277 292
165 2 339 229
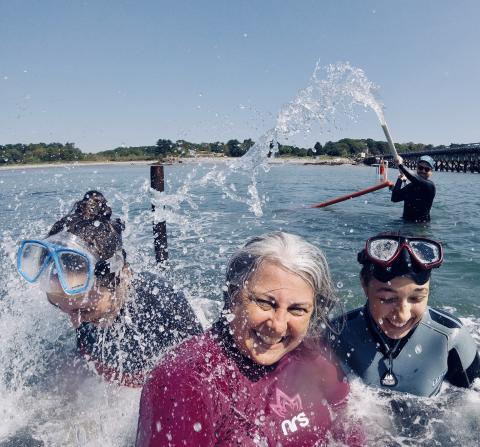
0 161 479 446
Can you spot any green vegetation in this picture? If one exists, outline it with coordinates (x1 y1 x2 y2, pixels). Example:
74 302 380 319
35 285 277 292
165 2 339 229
0 137 448 166
313 138 439 158
0 142 84 164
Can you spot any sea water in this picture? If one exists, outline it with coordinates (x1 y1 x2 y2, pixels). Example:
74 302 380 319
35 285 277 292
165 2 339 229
1 62 479 445
0 162 478 446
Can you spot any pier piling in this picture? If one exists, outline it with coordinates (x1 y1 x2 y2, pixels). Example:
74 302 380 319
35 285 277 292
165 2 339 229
150 164 168 265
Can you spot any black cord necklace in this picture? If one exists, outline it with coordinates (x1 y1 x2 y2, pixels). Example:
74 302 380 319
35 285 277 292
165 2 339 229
380 337 402 386
366 308 403 387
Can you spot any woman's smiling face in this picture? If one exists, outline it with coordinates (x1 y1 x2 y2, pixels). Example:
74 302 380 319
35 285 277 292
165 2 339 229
363 275 430 339
229 261 315 366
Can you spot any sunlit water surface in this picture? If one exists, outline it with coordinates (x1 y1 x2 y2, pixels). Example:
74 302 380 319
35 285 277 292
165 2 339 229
0 162 479 446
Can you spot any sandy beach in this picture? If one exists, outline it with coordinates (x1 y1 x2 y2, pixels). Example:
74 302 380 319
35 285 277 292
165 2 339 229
0 156 356 171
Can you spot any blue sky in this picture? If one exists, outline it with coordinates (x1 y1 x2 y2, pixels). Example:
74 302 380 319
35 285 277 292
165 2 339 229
1 0 479 152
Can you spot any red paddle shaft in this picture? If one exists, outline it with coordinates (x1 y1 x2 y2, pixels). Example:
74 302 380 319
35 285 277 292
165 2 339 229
311 180 393 208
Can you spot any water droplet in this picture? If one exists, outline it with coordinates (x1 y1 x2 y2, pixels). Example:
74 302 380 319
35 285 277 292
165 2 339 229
156 421 162 432
336 281 343 289
93 220 100 227
193 422 202 432
224 312 235 322
415 344 422 354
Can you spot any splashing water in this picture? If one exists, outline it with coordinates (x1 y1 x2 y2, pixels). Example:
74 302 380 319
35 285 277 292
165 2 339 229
275 61 385 138
348 379 480 447
153 62 386 220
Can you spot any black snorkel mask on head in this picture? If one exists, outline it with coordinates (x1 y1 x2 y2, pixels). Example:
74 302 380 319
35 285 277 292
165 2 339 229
358 234 444 285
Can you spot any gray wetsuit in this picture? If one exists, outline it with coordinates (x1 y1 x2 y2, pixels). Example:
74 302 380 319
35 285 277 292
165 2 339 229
329 305 480 396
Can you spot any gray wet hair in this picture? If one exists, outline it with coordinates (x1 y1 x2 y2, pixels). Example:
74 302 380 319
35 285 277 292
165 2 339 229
224 231 339 337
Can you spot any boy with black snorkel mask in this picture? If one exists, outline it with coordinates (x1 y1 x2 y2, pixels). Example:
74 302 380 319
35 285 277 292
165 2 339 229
329 233 480 397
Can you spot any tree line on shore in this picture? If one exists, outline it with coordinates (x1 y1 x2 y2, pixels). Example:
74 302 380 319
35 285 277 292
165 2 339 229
0 137 453 165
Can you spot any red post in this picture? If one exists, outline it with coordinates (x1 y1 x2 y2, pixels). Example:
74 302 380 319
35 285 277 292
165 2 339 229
150 165 168 264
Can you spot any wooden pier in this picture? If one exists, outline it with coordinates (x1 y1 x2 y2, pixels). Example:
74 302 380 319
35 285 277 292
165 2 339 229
365 143 480 173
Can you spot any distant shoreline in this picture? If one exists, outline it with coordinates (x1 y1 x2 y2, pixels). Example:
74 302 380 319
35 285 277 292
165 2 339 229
0 160 156 171
0 156 357 171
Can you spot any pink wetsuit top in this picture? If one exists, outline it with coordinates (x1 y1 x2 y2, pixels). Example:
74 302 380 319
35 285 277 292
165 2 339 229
136 320 363 446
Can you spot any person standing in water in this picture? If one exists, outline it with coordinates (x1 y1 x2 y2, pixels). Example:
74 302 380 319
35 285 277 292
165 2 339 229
391 155 436 222
17 190 202 386
329 233 480 397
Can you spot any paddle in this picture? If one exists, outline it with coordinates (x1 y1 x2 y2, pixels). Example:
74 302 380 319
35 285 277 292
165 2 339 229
381 122 400 161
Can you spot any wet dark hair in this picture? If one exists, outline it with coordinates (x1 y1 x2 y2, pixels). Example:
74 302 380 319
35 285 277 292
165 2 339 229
48 190 126 288
358 232 431 286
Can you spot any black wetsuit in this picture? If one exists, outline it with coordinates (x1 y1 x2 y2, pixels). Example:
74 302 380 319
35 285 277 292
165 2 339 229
391 164 435 222
329 305 480 397
76 271 203 386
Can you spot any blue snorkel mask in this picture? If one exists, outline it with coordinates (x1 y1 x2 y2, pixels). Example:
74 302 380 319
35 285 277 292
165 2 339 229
17 232 124 296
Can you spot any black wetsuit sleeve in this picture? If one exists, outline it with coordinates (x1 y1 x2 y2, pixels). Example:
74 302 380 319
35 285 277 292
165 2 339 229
75 272 203 384
446 350 480 388
390 165 422 203
155 288 203 338
445 324 480 388
398 164 416 183
391 177 409 202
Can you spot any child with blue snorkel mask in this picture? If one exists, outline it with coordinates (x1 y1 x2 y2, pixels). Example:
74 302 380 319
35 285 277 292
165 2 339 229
17 191 202 386
329 233 480 397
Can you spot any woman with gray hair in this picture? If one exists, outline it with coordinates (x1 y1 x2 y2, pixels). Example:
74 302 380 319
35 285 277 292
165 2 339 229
136 231 362 447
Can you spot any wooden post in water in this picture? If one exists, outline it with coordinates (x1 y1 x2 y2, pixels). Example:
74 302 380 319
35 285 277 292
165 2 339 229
150 164 168 265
